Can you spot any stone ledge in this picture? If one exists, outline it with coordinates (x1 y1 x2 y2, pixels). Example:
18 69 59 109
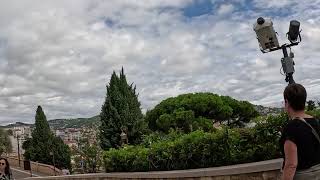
25 158 283 179
7 157 62 176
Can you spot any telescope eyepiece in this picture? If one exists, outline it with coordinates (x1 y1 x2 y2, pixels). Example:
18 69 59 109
288 20 300 42
257 17 265 25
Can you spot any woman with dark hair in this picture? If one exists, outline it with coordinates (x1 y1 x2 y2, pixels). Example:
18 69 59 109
280 83 320 180
0 158 13 180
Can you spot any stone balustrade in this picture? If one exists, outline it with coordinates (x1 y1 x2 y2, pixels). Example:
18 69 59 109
24 158 283 180
7 157 62 176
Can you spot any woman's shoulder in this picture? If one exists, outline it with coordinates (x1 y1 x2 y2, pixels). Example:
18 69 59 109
286 117 319 130
305 117 320 128
286 119 304 127
289 115 316 123
283 118 313 132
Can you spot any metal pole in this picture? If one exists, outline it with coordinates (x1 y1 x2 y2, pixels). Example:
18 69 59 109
282 45 288 57
287 73 295 84
226 120 230 161
53 153 56 176
282 45 295 84
17 136 21 167
30 163 33 177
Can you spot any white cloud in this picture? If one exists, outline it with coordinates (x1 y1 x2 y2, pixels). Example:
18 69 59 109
217 4 234 15
253 0 294 8
0 0 320 124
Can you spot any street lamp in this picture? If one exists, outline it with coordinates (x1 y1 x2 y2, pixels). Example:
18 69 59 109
253 17 302 84
120 131 128 146
49 151 56 176
17 135 21 167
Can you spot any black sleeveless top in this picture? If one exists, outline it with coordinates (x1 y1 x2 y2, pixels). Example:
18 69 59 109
0 173 11 180
280 118 320 170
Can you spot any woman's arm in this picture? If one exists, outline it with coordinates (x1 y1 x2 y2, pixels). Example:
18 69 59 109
282 140 298 180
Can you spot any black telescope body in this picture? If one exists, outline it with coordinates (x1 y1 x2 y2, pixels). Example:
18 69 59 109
288 20 300 42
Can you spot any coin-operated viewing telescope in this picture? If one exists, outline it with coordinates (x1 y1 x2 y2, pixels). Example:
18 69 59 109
253 17 302 84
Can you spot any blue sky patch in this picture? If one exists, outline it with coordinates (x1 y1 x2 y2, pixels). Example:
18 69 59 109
183 0 213 17
104 18 116 27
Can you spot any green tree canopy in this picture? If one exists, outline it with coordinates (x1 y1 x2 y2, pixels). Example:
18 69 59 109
307 100 316 111
0 128 12 156
146 93 259 132
23 106 71 169
72 135 103 173
99 68 147 150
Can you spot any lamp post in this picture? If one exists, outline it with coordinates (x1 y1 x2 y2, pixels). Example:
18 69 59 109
17 135 21 167
253 17 301 85
120 131 128 146
50 151 56 176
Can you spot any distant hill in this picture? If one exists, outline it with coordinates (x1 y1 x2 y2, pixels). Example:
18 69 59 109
0 116 100 129
0 122 32 128
48 115 100 129
1 104 283 130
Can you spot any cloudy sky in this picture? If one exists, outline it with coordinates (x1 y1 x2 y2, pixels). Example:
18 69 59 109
1 0 320 124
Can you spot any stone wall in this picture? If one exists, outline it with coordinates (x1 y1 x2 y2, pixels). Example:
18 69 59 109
24 158 283 180
7 157 62 176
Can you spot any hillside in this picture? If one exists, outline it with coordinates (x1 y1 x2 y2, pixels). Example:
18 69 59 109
48 115 100 129
0 122 32 128
49 106 283 129
1 105 283 130
0 116 100 129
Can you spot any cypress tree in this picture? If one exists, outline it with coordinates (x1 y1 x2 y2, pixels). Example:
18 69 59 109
99 68 145 150
23 106 71 169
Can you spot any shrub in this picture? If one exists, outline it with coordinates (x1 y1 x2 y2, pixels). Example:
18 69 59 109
104 145 149 172
307 109 320 119
103 114 287 172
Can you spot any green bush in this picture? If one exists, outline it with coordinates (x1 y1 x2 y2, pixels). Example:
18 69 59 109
191 117 215 132
103 114 288 172
252 113 288 160
157 114 174 133
104 145 149 172
307 109 320 119
140 130 185 148
147 130 227 170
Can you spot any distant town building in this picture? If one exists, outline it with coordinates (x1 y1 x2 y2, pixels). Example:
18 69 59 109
53 127 96 148
64 140 78 149
7 125 32 156
13 126 32 138
8 123 98 156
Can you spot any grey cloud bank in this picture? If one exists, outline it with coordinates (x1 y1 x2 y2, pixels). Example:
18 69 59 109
0 0 320 124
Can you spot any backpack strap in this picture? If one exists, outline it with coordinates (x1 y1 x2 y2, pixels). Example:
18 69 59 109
296 117 320 145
